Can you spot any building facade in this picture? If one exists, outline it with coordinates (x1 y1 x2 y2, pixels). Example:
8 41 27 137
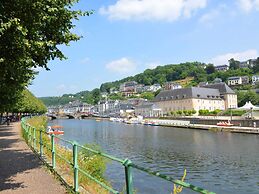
164 82 182 90
155 83 237 114
135 103 162 117
215 64 229 71
252 75 259 85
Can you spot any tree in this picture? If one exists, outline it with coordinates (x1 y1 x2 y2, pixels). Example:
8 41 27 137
252 57 259 73
0 0 91 112
140 92 154 100
229 58 240 70
205 64 215 74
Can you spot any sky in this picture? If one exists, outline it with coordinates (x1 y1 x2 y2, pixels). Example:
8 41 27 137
29 0 259 97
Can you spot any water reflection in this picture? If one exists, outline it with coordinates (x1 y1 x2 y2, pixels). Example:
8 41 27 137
49 119 259 194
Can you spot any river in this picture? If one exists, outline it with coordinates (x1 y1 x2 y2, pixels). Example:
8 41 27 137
48 119 259 194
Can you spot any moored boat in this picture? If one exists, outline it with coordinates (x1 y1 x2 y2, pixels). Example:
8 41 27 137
47 125 64 135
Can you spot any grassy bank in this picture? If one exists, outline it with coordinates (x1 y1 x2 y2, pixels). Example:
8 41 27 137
25 116 110 194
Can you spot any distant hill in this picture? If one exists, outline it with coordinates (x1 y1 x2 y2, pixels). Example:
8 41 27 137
39 60 259 107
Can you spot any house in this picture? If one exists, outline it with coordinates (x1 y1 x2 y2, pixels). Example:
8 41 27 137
241 76 250 84
198 82 208 87
135 84 145 93
119 81 138 96
155 87 225 114
155 83 237 114
97 100 120 116
164 82 182 90
227 76 242 85
239 59 257 68
227 76 249 85
252 75 259 85
214 64 229 71
135 102 162 117
202 83 238 109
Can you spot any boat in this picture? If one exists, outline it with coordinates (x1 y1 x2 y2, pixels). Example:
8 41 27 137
47 130 64 135
216 122 234 126
47 125 64 135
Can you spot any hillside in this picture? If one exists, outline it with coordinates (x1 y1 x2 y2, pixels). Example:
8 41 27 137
40 60 259 107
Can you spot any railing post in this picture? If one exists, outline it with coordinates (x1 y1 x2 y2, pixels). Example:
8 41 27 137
40 128 43 157
51 134 56 169
29 126 32 145
123 158 133 194
33 127 36 150
73 142 79 192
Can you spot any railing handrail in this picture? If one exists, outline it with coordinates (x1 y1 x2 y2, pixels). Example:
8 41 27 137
21 117 215 194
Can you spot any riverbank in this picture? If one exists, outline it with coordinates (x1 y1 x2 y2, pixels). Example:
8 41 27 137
0 122 67 193
144 119 259 134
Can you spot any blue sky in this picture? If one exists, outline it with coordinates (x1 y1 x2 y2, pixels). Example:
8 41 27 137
29 0 259 97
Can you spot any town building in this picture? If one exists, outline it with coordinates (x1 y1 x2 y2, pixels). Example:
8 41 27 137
164 82 182 90
155 83 237 114
97 100 120 116
202 83 238 109
227 76 242 85
239 59 257 68
214 64 229 71
227 76 249 86
252 75 259 85
135 102 162 117
119 81 138 97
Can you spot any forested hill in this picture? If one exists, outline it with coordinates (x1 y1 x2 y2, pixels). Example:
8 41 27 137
40 60 259 106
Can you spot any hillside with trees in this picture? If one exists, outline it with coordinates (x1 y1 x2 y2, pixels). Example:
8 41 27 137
40 58 259 107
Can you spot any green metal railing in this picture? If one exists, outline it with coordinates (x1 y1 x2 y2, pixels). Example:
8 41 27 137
21 118 215 194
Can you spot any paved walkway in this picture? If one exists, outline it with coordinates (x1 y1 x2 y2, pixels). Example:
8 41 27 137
0 122 67 194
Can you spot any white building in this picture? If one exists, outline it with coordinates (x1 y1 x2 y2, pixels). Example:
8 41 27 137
227 76 242 86
215 64 229 71
164 82 182 90
252 75 259 85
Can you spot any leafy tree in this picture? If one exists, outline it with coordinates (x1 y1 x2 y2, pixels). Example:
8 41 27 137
205 64 215 74
140 92 154 100
0 0 91 112
229 58 240 70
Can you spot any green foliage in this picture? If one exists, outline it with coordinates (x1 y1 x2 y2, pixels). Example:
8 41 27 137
0 0 91 112
222 109 246 116
171 110 196 116
237 90 259 106
199 109 221 116
108 93 126 101
198 109 210 116
13 89 47 113
205 64 215 74
140 92 155 100
229 58 240 70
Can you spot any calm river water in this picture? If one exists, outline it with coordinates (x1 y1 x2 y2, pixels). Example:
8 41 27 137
48 119 259 194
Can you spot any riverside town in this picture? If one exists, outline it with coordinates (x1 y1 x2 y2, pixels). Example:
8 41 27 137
1 1 259 194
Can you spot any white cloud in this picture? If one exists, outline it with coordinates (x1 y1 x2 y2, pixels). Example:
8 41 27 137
99 0 207 22
210 49 258 66
237 0 259 12
105 57 137 74
199 9 219 24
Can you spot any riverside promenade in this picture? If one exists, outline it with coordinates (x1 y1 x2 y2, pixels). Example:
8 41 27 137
0 123 66 194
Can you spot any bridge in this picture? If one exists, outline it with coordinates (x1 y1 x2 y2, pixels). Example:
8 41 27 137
47 113 91 120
